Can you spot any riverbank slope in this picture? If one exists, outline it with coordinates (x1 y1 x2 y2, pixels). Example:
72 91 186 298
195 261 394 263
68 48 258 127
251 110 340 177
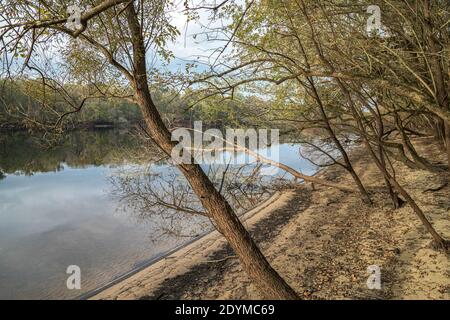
93 137 449 300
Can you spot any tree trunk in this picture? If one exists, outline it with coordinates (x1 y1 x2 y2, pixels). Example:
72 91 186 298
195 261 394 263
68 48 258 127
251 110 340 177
377 143 403 208
364 125 448 248
125 4 298 299
136 86 299 301
394 113 446 173
337 78 448 249
375 112 403 208
308 78 372 204
445 121 450 170
423 0 450 170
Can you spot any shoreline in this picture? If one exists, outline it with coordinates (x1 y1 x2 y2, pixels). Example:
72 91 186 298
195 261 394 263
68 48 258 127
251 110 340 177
90 138 449 300
83 191 285 300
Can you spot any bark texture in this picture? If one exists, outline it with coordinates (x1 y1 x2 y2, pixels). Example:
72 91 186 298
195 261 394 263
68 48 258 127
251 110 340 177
125 4 298 299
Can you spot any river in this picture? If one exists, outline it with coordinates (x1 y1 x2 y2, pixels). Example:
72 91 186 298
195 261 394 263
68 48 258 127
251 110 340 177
0 129 316 299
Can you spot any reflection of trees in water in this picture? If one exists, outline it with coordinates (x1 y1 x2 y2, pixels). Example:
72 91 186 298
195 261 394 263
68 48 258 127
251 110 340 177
111 166 209 241
1 128 295 242
110 162 293 242
0 129 149 175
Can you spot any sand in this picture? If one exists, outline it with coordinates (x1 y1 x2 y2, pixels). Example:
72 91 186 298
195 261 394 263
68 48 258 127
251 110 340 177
92 137 449 300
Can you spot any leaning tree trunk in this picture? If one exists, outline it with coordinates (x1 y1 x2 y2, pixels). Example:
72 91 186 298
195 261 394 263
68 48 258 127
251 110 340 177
354 113 449 249
361 122 449 249
445 121 450 170
125 5 298 299
308 78 372 204
337 78 449 250
423 0 450 170
394 113 446 173
378 143 403 209
375 112 403 208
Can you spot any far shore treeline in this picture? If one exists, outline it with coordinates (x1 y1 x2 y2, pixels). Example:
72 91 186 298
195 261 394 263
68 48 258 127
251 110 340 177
0 78 262 132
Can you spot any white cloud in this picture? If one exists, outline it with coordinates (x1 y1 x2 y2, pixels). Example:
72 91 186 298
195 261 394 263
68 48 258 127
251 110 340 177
167 1 232 65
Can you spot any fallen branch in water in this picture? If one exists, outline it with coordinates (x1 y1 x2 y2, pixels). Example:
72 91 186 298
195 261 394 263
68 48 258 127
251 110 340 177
183 129 357 193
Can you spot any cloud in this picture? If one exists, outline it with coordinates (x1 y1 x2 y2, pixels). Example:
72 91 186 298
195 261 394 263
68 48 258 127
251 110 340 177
166 1 233 71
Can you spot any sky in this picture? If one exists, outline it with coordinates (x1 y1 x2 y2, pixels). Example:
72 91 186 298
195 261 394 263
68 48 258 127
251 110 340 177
0 0 235 77
168 4 208 61
164 0 234 73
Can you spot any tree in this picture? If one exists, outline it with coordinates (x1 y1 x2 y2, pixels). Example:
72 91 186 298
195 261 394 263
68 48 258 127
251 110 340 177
188 0 449 249
0 0 298 299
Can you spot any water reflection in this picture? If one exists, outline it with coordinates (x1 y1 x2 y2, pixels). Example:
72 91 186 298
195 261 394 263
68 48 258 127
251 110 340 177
0 130 316 299
0 130 177 299
0 129 140 175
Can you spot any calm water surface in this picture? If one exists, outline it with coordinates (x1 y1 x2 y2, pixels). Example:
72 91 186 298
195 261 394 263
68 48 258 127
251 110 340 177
0 130 315 299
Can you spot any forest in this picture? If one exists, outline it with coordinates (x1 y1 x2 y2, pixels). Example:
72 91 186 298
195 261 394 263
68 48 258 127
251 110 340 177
0 79 258 130
0 0 448 301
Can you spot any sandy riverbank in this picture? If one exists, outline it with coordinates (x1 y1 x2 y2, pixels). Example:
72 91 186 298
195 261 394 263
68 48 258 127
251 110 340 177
92 137 449 300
